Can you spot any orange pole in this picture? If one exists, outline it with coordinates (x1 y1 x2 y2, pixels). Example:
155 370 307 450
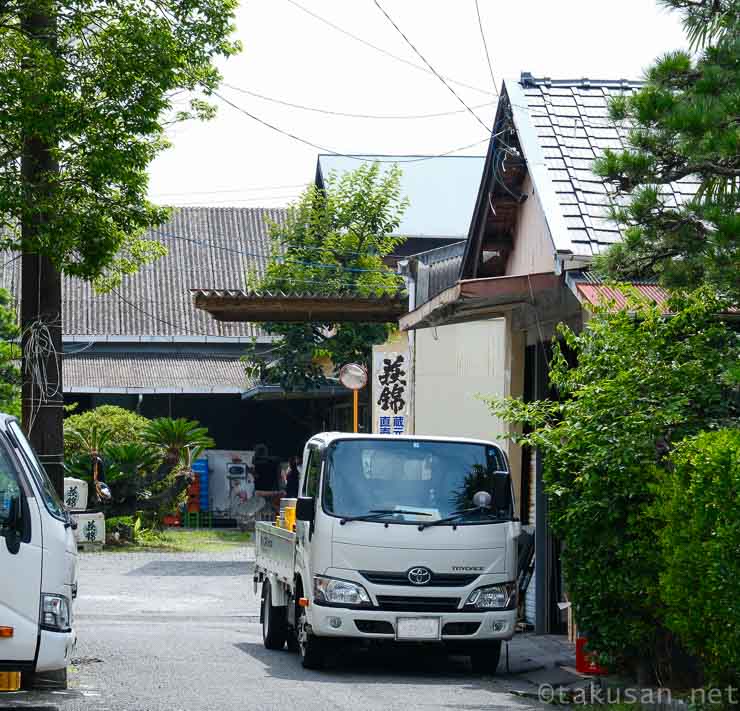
353 390 359 433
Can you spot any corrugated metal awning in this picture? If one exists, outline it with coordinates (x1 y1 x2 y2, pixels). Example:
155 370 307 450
63 352 252 394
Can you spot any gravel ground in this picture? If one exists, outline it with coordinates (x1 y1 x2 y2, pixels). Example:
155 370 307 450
0 545 568 711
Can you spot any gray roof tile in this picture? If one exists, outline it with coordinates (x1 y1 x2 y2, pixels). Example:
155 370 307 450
0 207 286 340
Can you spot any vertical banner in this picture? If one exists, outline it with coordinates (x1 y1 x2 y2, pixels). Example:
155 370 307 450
372 348 410 435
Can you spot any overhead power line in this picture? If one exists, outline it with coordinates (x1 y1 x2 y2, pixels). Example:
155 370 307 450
474 0 499 97
151 183 308 197
282 0 494 97
221 83 495 120
211 90 489 163
372 0 493 135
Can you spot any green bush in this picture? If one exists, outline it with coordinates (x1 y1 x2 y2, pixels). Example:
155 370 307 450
64 405 149 457
488 289 739 674
658 429 740 687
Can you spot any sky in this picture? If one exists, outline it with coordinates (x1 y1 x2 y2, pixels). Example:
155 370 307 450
147 0 688 208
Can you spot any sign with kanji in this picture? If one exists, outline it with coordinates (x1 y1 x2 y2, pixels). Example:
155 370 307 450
373 348 410 435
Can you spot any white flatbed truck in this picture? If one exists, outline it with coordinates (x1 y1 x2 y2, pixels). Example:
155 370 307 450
254 432 521 672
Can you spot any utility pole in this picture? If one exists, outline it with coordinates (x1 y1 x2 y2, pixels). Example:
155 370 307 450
20 0 65 495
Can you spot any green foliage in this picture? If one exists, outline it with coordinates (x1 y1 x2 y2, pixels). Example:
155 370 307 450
0 288 20 417
244 163 408 391
658 429 740 687
593 0 739 302
0 0 240 287
64 405 149 457
487 289 739 670
142 417 215 471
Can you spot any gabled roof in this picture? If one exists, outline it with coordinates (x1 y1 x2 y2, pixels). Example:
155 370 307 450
461 74 702 277
315 155 485 240
0 207 285 341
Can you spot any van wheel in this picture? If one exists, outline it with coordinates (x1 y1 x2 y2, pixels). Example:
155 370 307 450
22 667 68 690
262 581 287 650
297 607 326 669
470 641 502 675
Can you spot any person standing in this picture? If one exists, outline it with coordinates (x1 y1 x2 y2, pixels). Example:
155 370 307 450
285 456 300 499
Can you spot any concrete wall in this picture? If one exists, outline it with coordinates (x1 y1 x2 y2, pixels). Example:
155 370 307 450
506 175 555 276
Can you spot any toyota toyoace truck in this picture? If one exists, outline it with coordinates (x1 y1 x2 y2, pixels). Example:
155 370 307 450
0 414 78 689
254 433 520 672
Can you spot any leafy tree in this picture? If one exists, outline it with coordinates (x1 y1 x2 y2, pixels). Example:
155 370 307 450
244 163 408 391
0 288 20 417
1 0 239 491
487 289 738 677
64 405 149 458
594 0 739 302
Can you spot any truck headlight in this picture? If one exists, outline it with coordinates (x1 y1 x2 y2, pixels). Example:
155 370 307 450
40 594 71 632
465 582 517 611
314 576 371 607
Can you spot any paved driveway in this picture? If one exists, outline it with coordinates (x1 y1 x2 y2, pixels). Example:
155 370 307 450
0 546 571 711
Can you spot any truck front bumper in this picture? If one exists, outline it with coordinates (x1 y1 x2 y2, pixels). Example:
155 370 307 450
309 604 516 642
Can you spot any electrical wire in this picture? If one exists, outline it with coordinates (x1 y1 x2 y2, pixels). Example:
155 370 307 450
282 0 494 97
152 228 408 276
150 183 309 198
372 0 493 135
221 83 496 120
211 90 489 163
474 0 498 97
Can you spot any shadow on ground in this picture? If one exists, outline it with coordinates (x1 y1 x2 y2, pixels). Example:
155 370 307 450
126 560 254 577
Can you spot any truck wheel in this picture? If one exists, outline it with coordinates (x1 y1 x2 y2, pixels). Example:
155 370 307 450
297 607 325 670
469 641 502 675
22 667 68 690
262 581 287 650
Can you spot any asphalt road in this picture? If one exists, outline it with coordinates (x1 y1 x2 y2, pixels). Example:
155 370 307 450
1 546 560 711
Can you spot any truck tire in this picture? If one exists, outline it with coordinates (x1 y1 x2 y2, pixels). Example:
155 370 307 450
22 667 68 690
262 581 287 650
469 641 502 675
297 607 326 670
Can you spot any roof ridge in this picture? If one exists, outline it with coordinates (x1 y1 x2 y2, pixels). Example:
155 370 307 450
519 72 643 89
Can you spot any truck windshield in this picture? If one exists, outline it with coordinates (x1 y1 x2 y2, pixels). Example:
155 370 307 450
323 439 510 524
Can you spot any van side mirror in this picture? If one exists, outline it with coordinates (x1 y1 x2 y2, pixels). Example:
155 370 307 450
295 496 315 522
492 471 512 517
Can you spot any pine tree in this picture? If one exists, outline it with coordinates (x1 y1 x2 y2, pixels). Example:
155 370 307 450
595 0 739 302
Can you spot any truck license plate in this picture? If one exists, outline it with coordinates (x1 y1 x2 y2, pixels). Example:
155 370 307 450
396 617 441 640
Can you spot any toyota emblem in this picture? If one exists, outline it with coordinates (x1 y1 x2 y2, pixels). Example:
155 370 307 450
407 567 432 585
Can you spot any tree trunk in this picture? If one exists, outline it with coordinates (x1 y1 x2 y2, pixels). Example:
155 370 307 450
20 2 64 496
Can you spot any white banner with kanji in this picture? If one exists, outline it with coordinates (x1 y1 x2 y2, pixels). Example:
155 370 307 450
372 348 410 435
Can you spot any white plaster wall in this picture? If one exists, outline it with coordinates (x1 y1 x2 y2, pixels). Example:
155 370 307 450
413 318 508 444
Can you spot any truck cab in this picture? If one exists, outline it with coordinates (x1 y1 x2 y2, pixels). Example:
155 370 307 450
0 415 77 688
256 433 520 673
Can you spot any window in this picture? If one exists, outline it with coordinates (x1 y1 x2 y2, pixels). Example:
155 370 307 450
9 422 66 522
302 447 321 499
0 438 22 526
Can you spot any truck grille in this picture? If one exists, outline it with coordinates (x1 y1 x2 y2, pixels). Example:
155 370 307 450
375 596 460 612
360 571 479 587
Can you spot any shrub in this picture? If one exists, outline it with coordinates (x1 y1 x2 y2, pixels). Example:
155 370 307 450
64 405 149 457
488 289 739 674
658 429 740 687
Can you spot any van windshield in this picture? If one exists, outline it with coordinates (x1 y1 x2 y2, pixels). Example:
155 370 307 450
323 439 510 524
9 422 66 522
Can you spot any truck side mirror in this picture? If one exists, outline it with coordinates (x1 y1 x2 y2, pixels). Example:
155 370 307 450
2 496 23 554
492 471 512 517
295 496 315 522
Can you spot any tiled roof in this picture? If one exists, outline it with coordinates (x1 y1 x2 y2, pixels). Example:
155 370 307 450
0 207 285 340
508 75 702 257
63 352 253 394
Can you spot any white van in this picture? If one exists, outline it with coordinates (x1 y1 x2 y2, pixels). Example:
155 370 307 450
0 414 77 688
